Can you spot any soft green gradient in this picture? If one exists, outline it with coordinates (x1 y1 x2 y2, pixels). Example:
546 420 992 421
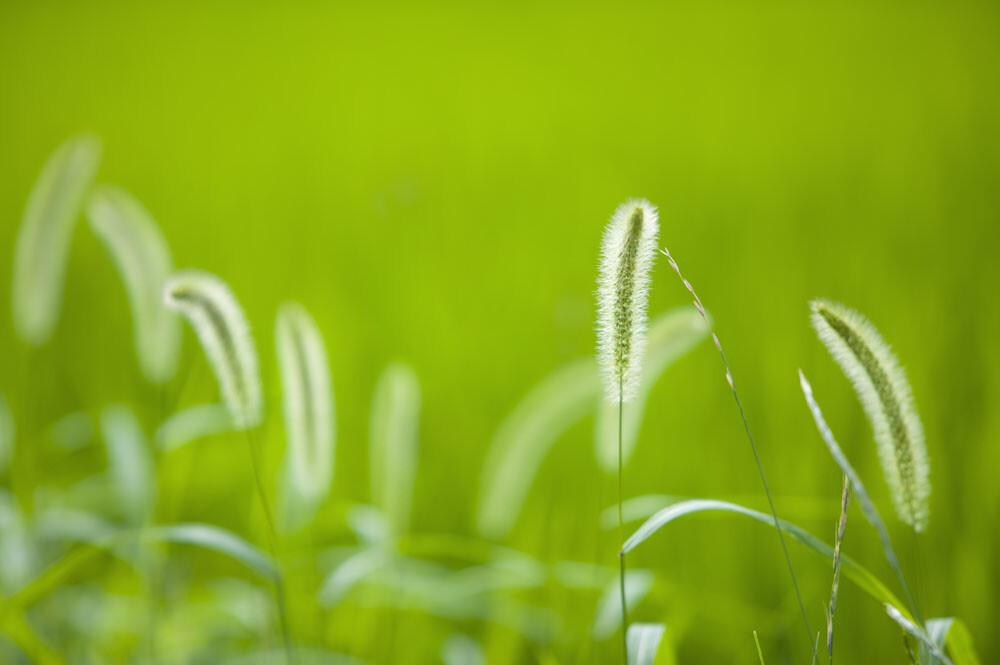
1 1 998 663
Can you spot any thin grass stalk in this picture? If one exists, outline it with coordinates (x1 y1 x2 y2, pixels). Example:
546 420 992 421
660 248 816 660
245 427 295 665
617 377 628 665
753 631 765 665
828 474 850 664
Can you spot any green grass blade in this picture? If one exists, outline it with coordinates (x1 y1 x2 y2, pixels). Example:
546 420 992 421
0 394 13 475
370 363 421 534
927 617 982 665
155 403 234 452
799 370 919 620
12 134 102 346
595 308 710 471
592 569 654 640
317 548 390 607
100 404 156 524
753 630 765 664
885 604 953 665
441 633 486 665
145 523 277 580
476 358 599 538
626 622 665 665
621 498 911 620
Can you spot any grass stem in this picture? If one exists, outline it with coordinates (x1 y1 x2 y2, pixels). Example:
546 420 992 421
618 378 629 665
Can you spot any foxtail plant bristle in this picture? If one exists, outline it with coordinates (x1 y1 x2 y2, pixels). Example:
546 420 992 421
164 270 263 429
597 199 659 403
810 299 930 532
275 302 335 519
12 134 102 346
87 185 180 385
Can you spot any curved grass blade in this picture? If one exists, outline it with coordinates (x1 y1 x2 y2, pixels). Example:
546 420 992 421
810 299 929 531
317 548 390 607
145 523 276 580
927 617 981 665
595 308 710 471
155 403 234 452
0 394 13 475
621 498 911 619
441 633 485 665
885 604 953 665
626 622 665 665
593 569 654 640
0 490 37 594
370 363 421 533
12 134 102 346
275 302 335 527
100 404 155 524
476 358 599 538
48 411 93 451
164 270 263 429
86 184 180 384
799 370 918 621
346 504 393 548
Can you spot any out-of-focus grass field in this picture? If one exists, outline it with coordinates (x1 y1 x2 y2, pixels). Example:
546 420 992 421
1 1 998 663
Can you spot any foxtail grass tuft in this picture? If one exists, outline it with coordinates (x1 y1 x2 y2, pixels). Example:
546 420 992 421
275 302 335 525
87 185 180 385
12 134 102 346
164 270 263 429
827 473 850 663
597 199 659 403
810 299 929 532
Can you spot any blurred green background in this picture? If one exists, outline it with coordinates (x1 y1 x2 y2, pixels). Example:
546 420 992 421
1 1 998 663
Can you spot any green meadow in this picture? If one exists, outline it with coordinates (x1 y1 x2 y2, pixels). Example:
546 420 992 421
1 2 998 663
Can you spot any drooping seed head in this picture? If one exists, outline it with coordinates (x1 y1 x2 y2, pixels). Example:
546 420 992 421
275 302 335 506
164 270 263 429
87 185 180 385
810 299 929 531
597 199 659 402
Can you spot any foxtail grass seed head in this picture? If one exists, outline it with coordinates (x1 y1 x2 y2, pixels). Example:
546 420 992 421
12 134 102 346
275 302 335 504
810 299 929 531
164 270 263 429
597 199 659 402
87 185 180 385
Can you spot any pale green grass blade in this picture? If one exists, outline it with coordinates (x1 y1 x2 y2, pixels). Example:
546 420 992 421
155 403 234 452
346 504 393 548
86 184 180 384
0 490 37 594
753 630 765 664
600 494 684 529
100 404 155 523
441 633 486 665
621 498 911 620
476 358 599 538
48 411 93 451
593 569 654 640
317 547 390 607
12 134 102 346
927 617 982 665
146 523 276 580
885 604 953 665
626 622 665 665
799 370 918 620
0 394 13 475
370 363 421 533
595 308 710 471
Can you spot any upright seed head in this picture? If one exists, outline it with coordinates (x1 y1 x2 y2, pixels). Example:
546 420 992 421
597 199 659 402
164 270 263 430
810 299 929 531
275 302 335 506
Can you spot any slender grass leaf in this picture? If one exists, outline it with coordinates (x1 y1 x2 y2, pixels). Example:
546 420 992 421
370 363 421 533
621 498 911 620
753 630 766 665
593 569 654 640
100 404 155 523
317 547 391 607
476 358 599 538
221 648 367 665
799 370 918 619
885 604 953 665
626 622 665 665
0 490 37 594
346 504 393 548
0 394 13 475
12 134 102 346
145 523 276 579
164 270 263 429
600 494 684 529
276 302 335 528
49 411 93 451
86 184 180 384
927 617 981 665
441 633 486 665
595 308 710 471
155 403 234 452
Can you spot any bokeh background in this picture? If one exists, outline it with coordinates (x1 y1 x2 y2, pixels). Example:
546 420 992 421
1 1 998 663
